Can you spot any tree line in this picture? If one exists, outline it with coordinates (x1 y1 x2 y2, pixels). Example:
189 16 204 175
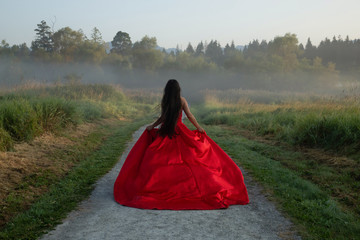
0 20 359 91
1 20 360 73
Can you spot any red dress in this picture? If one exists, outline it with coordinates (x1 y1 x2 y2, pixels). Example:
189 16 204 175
113 112 249 209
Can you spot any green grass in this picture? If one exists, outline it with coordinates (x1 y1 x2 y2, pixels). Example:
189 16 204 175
198 101 360 152
0 117 151 240
192 97 360 239
12 84 126 102
0 84 154 151
0 83 157 238
204 125 360 240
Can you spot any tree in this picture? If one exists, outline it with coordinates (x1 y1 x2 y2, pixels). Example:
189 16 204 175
243 40 262 58
230 41 236 50
268 33 300 72
205 40 223 64
304 38 316 60
91 27 104 45
75 27 107 62
299 43 305 51
224 51 244 71
195 41 204 56
52 27 85 61
111 31 132 55
185 43 195 54
132 35 157 50
0 40 11 56
1 40 10 48
31 20 53 52
12 43 30 57
132 36 163 70
77 40 106 63
224 41 237 57
224 43 231 56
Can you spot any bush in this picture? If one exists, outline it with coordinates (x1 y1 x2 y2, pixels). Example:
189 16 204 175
31 98 79 131
292 112 360 149
0 99 39 141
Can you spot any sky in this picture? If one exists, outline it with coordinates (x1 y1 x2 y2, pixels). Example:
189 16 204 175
1 0 360 49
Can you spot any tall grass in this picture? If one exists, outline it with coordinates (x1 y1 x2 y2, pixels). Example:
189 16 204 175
200 89 360 151
0 97 79 150
0 83 153 151
0 99 39 142
12 84 126 102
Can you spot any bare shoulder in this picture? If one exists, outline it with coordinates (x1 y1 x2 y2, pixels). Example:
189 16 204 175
180 96 187 106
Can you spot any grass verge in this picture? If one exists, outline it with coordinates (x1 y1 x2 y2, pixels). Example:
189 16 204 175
204 125 360 240
0 117 150 240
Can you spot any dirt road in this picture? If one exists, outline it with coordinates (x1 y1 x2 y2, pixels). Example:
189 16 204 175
41 126 301 240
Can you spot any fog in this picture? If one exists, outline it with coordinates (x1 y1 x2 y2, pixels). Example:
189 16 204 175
0 59 357 103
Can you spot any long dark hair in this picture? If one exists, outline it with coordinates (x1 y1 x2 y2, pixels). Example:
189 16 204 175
158 79 182 138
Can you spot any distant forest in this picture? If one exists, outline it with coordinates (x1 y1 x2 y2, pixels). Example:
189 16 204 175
1 20 359 91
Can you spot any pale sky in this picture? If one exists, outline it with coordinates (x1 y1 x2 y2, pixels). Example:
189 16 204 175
1 0 359 49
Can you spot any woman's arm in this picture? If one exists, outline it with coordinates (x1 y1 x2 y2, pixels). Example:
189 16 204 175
146 116 164 131
181 97 204 133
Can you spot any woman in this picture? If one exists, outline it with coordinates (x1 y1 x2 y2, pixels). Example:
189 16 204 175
114 79 249 210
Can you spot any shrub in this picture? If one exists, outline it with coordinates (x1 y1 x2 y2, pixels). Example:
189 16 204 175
0 99 39 141
31 98 79 131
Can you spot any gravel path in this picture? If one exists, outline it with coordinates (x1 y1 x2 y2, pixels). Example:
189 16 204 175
41 126 301 240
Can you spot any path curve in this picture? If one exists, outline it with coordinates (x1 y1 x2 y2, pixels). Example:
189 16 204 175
41 126 301 240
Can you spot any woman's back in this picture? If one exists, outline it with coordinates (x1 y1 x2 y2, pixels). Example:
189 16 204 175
114 79 249 210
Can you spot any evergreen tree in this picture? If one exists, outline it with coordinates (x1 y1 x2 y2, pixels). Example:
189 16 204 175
230 41 236 51
31 20 53 52
225 41 238 57
299 43 305 51
185 43 195 54
224 43 231 57
205 40 223 64
304 38 317 60
195 41 204 56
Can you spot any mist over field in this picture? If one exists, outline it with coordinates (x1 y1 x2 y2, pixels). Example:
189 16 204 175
1 23 360 104
0 58 355 98
0 60 355 104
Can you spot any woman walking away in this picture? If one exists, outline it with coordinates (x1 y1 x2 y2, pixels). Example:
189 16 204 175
114 79 249 210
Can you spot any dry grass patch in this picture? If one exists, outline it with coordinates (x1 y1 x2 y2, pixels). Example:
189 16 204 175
0 120 118 227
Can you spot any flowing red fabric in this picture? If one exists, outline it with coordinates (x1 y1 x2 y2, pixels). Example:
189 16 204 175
114 113 249 210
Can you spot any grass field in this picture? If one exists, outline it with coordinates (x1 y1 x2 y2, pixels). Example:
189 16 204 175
200 125 360 240
1 84 360 239
192 88 360 239
0 83 158 239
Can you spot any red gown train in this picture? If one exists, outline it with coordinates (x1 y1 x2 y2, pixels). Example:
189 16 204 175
113 112 249 210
